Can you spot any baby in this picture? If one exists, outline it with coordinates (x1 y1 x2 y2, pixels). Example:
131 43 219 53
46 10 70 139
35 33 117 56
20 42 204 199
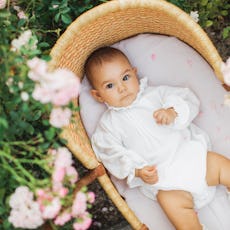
84 46 230 230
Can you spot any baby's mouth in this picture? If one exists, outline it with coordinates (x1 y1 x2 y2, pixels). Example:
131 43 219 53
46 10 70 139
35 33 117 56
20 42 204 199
121 93 131 100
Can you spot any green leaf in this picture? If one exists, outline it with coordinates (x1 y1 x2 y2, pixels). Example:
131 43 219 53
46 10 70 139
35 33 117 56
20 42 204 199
3 219 11 229
205 20 213 27
0 118 8 129
38 42 50 48
22 103 29 113
39 142 50 151
54 12 61 22
60 7 71 14
207 2 213 9
201 0 208 6
9 111 19 121
0 10 11 18
44 127 56 141
0 206 6 215
41 55 51 62
61 14 72 24
18 19 27 28
42 119 50 126
222 27 230 39
221 10 228 16
26 124 35 135
0 188 5 205
30 110 42 121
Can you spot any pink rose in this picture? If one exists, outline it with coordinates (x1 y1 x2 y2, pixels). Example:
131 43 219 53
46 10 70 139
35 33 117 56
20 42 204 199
11 30 32 52
54 210 72 226
55 147 73 168
36 188 46 197
66 166 79 184
9 186 44 228
17 11 27 19
52 181 63 193
27 57 48 81
0 0 6 9
58 187 69 197
41 68 80 106
52 88 73 106
9 186 33 208
36 188 53 212
41 197 61 219
72 192 87 216
52 166 65 183
87 192 95 204
73 212 92 230
49 107 72 128
32 84 53 103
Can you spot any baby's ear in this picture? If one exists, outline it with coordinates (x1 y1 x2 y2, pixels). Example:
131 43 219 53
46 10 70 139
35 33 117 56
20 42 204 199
91 89 104 103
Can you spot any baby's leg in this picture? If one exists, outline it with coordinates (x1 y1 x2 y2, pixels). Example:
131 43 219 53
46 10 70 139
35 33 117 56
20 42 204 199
206 151 230 190
157 190 202 230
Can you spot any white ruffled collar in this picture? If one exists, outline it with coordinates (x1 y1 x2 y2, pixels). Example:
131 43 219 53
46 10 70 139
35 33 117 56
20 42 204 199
106 77 148 111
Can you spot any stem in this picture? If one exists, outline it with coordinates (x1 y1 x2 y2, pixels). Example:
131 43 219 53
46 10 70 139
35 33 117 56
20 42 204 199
18 158 53 174
1 157 34 188
1 151 35 179
0 142 52 173
34 28 62 35
48 221 58 230
0 150 41 186
17 158 48 165
1 153 51 190
1 136 43 146
0 136 47 158
35 178 50 187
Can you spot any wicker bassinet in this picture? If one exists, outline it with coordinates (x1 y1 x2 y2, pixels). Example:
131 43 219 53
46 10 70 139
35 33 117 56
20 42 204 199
50 0 224 229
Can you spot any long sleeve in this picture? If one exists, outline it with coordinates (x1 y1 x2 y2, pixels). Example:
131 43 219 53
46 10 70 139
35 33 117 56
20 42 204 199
150 86 200 129
91 116 148 188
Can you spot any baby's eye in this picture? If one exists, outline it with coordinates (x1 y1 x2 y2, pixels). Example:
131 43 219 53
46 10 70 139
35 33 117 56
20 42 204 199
106 83 113 89
123 75 129 81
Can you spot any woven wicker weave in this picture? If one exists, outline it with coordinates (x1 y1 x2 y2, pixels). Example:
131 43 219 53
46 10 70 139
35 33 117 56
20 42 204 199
50 0 223 229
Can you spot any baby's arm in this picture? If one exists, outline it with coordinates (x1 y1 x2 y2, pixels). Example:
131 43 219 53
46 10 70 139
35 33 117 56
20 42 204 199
135 165 158 184
150 86 200 129
92 117 149 188
153 107 177 125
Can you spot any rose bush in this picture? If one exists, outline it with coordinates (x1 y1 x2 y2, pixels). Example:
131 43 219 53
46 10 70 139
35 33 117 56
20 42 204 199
0 0 102 229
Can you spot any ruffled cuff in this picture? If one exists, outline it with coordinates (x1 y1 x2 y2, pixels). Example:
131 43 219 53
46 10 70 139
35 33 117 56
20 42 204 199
163 95 190 129
127 167 146 188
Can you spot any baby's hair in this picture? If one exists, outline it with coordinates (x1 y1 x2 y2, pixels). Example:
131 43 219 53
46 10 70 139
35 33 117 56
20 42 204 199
84 46 129 87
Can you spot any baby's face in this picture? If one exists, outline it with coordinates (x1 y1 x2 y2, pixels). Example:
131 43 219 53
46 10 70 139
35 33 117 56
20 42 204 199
91 56 139 107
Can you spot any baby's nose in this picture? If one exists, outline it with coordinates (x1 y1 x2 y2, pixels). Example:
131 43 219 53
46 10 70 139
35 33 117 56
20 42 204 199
118 83 127 93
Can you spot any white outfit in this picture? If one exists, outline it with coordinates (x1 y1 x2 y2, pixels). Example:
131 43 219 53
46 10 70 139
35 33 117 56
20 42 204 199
91 78 216 209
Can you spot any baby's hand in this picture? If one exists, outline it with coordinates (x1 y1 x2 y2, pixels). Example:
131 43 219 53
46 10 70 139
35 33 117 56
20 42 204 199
153 107 177 125
135 165 158 184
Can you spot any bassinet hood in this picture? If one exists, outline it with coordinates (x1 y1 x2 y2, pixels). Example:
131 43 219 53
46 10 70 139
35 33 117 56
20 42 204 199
50 0 223 81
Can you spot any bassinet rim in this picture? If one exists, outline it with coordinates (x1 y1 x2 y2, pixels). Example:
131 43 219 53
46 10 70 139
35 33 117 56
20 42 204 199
50 0 224 82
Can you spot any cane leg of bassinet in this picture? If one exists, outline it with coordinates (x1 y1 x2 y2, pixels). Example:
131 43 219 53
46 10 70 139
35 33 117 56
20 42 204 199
97 174 148 230
74 164 106 194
